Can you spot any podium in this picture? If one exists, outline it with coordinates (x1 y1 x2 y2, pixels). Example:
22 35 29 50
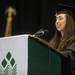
0 34 70 75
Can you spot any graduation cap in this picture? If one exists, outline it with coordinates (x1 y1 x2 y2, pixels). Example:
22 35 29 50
56 3 75 20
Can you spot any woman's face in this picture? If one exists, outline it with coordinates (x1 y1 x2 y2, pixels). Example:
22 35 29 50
55 13 67 32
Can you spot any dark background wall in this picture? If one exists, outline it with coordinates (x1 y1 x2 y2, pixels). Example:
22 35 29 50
0 0 56 37
0 0 75 40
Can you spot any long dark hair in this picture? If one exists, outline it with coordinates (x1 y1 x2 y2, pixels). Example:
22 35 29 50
49 10 75 51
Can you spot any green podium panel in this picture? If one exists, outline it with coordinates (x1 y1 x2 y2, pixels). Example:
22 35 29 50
28 36 70 75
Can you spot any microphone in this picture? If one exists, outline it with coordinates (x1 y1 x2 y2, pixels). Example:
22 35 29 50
33 29 49 37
